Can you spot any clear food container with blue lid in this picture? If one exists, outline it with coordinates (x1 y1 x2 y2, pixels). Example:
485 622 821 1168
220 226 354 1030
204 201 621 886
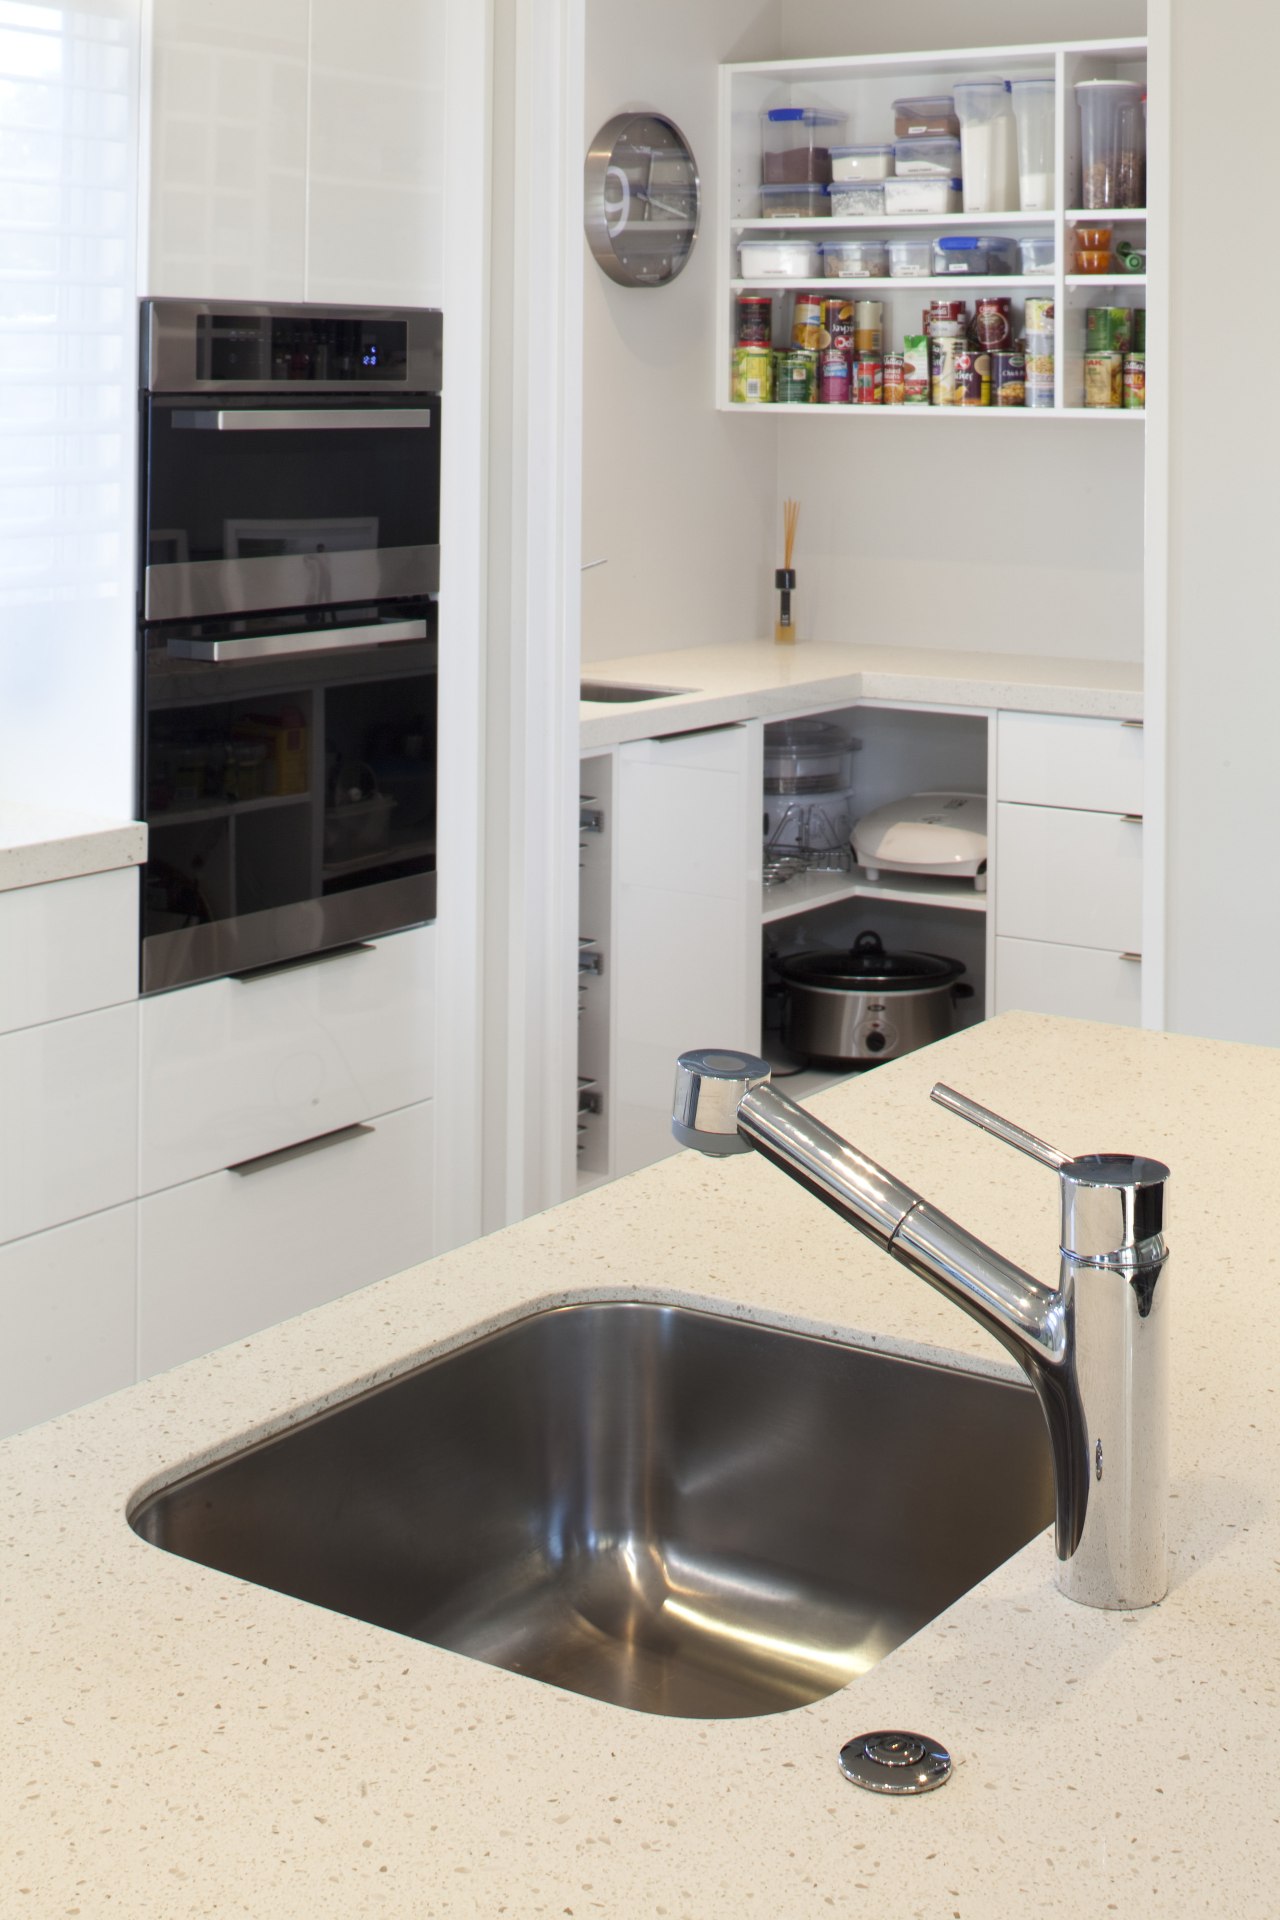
931 235 1018 275
762 106 846 184
829 143 895 181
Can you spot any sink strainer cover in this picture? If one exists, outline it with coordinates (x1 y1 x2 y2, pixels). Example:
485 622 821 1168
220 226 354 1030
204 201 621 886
838 1730 952 1795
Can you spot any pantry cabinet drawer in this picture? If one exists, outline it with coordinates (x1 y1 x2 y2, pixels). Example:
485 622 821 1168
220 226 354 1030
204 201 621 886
0 869 137 1036
996 802 1142 953
997 712 1143 814
140 926 435 1194
995 936 1142 1028
0 1004 138 1243
0 1203 137 1439
138 1097 435 1377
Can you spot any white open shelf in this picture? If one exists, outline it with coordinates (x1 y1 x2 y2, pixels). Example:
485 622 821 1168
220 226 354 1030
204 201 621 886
762 867 989 924
732 277 1053 293
722 401 1143 419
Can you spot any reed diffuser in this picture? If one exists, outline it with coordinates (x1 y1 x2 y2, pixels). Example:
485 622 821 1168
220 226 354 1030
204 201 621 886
774 498 799 646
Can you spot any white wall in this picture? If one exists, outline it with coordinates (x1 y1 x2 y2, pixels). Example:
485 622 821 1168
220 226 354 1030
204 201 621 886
777 0 1146 58
581 0 781 662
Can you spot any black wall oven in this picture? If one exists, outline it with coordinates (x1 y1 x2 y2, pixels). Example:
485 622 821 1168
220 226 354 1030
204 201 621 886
137 299 441 993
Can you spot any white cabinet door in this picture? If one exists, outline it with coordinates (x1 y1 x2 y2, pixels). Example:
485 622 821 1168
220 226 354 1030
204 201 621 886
612 726 761 1177
0 869 138 1036
996 712 1144 814
996 803 1143 953
139 927 435 1194
0 1005 138 1243
138 1098 434 1377
994 936 1142 1027
306 0 447 307
146 0 310 301
0 1204 136 1440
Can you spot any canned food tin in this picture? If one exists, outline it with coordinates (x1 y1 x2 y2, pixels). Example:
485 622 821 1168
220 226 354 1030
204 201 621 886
731 345 774 405
854 300 884 355
882 351 906 406
925 299 968 339
856 353 883 404
775 348 818 405
972 297 1012 349
736 295 773 347
1132 308 1147 352
818 344 852 404
1123 351 1145 410
1024 297 1055 338
1084 350 1124 409
1026 369 1055 410
990 347 1026 407
824 298 855 346
955 348 991 407
929 335 965 407
792 292 827 351
1086 306 1133 353
902 335 930 404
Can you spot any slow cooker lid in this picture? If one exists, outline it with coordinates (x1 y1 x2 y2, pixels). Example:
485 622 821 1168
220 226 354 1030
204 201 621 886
780 929 964 990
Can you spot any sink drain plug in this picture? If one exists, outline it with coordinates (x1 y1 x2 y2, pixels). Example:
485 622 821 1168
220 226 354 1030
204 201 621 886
838 1730 952 1795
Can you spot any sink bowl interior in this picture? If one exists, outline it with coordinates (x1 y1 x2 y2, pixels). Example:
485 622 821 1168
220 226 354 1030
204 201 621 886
130 1302 1052 1719
579 680 691 703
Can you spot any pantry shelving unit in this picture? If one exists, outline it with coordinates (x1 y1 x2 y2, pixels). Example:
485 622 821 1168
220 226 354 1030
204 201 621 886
717 36 1149 414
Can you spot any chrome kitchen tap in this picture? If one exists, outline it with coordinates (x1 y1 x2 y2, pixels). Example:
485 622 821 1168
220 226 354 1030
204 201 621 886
671 1050 1170 1610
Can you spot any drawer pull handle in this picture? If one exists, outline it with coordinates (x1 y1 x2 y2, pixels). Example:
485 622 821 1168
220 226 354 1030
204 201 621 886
229 1122 375 1177
1119 952 1143 964
232 942 376 984
1120 813 1144 825
1120 719 1144 730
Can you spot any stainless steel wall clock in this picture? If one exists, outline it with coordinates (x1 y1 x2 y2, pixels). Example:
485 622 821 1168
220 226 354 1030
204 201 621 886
584 111 700 287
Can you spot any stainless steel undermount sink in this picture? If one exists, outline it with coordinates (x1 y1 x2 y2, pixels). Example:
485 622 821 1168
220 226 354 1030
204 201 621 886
579 679 691 703
130 1302 1053 1720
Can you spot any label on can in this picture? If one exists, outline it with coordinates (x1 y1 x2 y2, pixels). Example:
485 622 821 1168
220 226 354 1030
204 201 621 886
1086 306 1133 354
731 345 774 405
856 354 883 404
775 349 817 405
824 298 855 345
791 292 828 352
1123 351 1146 410
955 348 991 406
818 344 852 404
902 336 930 404
972 297 1012 349
1024 297 1055 338
1084 349 1124 409
882 351 906 406
990 347 1026 407
736 295 773 347
1026 370 1055 409
930 335 964 407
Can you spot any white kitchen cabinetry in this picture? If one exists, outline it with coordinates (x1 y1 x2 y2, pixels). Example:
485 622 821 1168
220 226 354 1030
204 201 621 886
994 711 1144 1024
0 867 139 1439
146 0 446 305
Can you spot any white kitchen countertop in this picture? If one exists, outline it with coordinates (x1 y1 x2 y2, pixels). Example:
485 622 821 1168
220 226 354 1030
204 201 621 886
580 640 1143 749
0 801 145 892
3 1012 1276 1918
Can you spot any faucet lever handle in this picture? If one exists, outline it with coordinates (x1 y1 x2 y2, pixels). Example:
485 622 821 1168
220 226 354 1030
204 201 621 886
930 1083 1070 1170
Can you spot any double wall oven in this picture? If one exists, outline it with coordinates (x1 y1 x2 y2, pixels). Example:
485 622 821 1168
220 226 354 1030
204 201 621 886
137 299 441 993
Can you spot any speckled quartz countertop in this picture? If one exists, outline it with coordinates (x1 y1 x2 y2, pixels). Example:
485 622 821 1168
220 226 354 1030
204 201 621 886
580 641 1142 748
4 1013 1277 1918
0 801 145 892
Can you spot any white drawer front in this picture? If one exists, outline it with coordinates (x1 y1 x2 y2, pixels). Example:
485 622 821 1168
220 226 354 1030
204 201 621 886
0 1203 137 1439
0 1004 138 1243
138 1097 435 1377
997 712 1143 813
139 926 435 1194
995 937 1142 1028
0 869 138 1036
996 803 1142 953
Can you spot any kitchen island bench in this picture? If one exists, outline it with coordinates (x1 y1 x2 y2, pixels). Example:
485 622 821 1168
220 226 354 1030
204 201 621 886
3 1012 1276 1918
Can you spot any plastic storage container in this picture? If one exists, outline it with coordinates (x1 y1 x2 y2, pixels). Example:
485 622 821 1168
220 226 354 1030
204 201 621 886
891 95 960 137
953 80 1019 212
932 235 1018 275
763 720 858 795
738 238 823 278
829 144 894 181
1018 234 1055 277
760 183 828 218
826 181 886 216
887 237 933 278
1009 78 1055 210
762 107 846 184
820 239 888 278
883 175 961 214
1074 79 1145 209
893 135 962 177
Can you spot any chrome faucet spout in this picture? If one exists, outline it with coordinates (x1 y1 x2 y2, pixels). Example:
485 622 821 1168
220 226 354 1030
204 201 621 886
671 1050 1171 1611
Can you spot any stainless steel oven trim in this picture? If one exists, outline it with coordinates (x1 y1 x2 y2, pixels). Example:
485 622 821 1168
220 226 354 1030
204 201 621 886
141 874 436 995
165 618 428 662
171 408 433 432
142 298 443 394
144 543 439 622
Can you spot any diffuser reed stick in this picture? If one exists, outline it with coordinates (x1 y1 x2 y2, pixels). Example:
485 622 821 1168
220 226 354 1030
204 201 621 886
774 499 800 646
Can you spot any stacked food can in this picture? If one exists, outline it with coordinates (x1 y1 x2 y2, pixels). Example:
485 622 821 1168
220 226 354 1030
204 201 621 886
1083 305 1145 409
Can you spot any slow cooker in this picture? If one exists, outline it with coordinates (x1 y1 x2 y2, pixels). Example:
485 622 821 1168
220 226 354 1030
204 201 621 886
779 929 969 1066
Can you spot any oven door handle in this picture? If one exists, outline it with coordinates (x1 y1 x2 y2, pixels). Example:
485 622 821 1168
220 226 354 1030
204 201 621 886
171 407 432 431
165 617 428 661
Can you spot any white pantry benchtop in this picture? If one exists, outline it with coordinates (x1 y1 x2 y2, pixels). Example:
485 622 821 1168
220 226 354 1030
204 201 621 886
0 801 145 892
580 640 1142 747
2 1012 1276 1919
